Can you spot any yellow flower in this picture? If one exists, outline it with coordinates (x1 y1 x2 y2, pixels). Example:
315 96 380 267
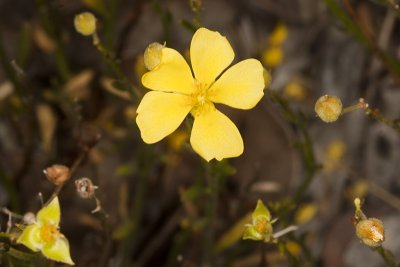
261 46 283 68
136 28 265 161
17 197 74 265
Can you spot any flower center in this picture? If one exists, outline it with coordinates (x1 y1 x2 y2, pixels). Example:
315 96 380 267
254 216 269 235
39 223 59 244
190 80 214 117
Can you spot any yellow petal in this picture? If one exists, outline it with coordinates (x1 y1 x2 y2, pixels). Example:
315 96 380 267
209 59 265 109
37 197 60 226
136 91 192 143
190 108 243 161
190 28 234 85
17 224 41 252
142 48 194 94
42 235 74 265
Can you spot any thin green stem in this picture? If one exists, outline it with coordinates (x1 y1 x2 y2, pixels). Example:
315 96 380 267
202 163 219 266
92 34 141 100
376 246 397 267
0 167 21 213
364 106 400 134
266 89 320 203
44 151 86 206
121 147 153 267
35 0 71 82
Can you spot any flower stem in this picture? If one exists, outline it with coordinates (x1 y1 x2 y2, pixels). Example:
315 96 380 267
202 162 220 266
44 151 86 206
376 246 397 267
92 33 141 101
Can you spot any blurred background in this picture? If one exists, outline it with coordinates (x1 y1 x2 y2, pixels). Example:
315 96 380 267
0 0 400 266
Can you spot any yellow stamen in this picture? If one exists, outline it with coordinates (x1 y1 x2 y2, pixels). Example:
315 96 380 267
39 223 59 244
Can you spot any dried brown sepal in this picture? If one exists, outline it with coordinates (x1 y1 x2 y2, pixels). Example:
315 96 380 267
44 164 70 185
76 124 102 152
75 177 97 199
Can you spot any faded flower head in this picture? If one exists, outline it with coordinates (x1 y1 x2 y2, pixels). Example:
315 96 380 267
74 12 97 36
356 218 385 247
243 199 273 242
17 197 74 265
136 27 266 161
353 198 385 248
315 95 343 123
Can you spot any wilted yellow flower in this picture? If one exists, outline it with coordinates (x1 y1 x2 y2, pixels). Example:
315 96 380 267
17 197 74 265
356 218 385 248
136 28 265 161
314 95 342 123
74 12 97 36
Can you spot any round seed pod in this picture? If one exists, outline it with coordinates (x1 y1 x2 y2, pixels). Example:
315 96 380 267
315 95 343 123
44 165 70 185
74 12 97 36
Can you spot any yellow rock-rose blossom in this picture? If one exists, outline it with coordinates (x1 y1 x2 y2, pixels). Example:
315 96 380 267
17 197 74 265
136 27 266 161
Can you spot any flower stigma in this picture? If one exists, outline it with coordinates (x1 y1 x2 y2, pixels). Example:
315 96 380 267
190 80 214 117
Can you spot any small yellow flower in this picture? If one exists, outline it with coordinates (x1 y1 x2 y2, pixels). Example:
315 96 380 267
268 23 288 46
243 199 273 242
261 46 284 68
17 197 74 265
74 12 97 36
136 28 265 161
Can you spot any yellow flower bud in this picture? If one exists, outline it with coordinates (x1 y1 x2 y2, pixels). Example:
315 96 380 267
43 164 70 185
314 95 343 123
356 218 384 247
74 12 97 36
262 46 284 68
268 23 289 46
144 42 164 71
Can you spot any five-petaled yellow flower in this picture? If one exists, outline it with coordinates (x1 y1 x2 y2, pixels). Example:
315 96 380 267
17 197 74 265
136 27 266 161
